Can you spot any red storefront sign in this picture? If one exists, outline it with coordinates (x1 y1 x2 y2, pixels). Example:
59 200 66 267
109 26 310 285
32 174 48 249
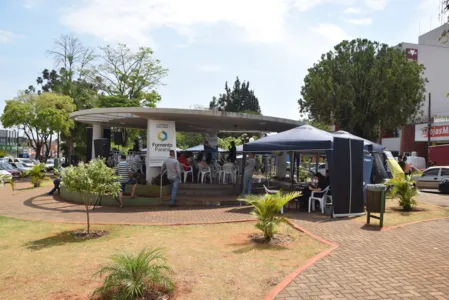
421 125 449 138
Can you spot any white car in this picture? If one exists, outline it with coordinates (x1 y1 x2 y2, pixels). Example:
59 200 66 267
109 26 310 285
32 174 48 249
45 159 55 171
0 170 13 182
413 166 449 190
14 158 35 168
12 162 32 173
310 163 327 176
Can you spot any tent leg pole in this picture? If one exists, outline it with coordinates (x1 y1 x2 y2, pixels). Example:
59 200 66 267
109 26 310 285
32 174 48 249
315 153 319 174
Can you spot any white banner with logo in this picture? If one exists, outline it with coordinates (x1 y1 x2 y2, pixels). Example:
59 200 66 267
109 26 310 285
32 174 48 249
415 123 449 142
147 120 176 167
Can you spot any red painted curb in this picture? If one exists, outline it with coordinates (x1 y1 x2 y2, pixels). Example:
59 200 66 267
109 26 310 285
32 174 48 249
264 220 339 300
381 216 449 231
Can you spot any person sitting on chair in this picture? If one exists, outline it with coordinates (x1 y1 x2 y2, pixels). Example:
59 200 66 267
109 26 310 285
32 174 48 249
297 173 327 210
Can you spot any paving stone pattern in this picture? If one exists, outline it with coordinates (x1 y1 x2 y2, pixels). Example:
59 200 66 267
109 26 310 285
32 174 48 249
276 215 449 300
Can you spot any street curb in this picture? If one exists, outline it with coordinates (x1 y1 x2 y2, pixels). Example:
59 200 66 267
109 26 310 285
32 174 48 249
264 219 339 300
381 216 449 231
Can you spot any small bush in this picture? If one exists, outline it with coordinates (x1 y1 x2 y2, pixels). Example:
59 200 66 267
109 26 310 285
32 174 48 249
92 248 174 300
387 175 419 211
29 164 46 187
245 191 301 241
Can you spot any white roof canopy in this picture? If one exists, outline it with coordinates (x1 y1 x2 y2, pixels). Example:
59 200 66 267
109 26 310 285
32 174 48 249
70 107 302 133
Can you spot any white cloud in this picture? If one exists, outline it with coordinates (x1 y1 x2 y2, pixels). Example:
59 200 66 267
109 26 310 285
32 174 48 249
311 24 352 46
22 0 39 9
0 30 21 43
364 0 388 11
344 7 363 14
60 0 359 47
345 18 372 25
198 65 222 72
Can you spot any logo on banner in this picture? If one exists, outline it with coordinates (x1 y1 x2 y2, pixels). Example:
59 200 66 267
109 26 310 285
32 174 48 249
158 131 168 142
421 125 449 138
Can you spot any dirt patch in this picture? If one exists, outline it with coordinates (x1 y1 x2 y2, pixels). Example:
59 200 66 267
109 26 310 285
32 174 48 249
250 233 294 246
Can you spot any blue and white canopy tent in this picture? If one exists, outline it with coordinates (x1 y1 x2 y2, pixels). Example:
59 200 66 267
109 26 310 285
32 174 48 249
332 130 385 153
242 125 366 218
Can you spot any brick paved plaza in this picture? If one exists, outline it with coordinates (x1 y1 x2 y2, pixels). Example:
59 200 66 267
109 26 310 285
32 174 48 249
1 184 449 299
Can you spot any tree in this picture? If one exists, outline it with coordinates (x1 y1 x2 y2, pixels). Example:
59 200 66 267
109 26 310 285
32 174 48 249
209 77 261 114
1 92 75 160
63 160 120 234
176 132 204 149
299 39 426 141
299 118 332 131
89 44 167 101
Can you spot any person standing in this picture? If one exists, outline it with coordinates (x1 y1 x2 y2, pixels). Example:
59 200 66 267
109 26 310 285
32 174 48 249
243 153 256 195
115 155 137 208
229 141 237 163
162 150 182 207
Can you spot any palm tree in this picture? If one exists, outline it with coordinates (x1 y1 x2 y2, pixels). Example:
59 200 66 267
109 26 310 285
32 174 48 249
245 191 301 242
28 163 46 187
92 248 174 300
387 175 419 211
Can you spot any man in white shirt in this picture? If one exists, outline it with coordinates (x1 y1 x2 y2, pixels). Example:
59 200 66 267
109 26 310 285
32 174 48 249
161 150 182 207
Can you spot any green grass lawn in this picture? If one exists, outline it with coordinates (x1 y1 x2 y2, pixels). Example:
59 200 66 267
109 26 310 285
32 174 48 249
0 217 328 300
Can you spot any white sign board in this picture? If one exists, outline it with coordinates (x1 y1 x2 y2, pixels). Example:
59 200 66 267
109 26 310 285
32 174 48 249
415 123 449 142
147 120 176 167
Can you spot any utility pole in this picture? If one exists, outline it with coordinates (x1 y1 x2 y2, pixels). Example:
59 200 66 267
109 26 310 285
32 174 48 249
427 93 432 162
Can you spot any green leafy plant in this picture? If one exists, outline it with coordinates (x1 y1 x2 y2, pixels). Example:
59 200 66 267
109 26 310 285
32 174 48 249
386 175 419 211
19 171 29 180
28 163 46 187
92 248 174 300
245 191 301 241
63 160 120 233
0 174 14 191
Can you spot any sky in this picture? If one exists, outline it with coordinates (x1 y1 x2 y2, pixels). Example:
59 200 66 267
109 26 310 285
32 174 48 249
0 0 444 126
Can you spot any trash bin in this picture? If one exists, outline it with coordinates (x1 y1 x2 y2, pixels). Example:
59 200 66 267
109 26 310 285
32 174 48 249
366 184 387 227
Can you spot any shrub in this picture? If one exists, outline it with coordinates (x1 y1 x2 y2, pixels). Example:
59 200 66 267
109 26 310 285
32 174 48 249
245 191 301 241
63 160 120 233
0 174 14 191
386 175 419 211
92 248 174 300
28 163 46 187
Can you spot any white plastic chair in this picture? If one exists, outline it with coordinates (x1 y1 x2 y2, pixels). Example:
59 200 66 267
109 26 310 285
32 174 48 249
198 166 212 184
222 164 236 184
263 185 287 214
181 164 193 183
213 162 224 183
308 186 330 213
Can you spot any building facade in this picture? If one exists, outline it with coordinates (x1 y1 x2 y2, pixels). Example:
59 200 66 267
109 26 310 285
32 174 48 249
381 23 449 160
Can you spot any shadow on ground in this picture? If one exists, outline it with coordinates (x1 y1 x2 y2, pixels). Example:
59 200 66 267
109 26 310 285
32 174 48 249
24 230 93 250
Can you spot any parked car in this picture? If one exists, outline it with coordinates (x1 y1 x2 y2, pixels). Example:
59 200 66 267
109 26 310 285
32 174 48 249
309 163 326 176
413 166 449 190
45 158 55 171
0 169 13 182
11 162 32 173
12 158 35 168
438 178 449 194
0 163 20 177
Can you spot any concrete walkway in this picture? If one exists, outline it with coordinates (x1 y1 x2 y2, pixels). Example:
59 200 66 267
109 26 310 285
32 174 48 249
0 184 254 225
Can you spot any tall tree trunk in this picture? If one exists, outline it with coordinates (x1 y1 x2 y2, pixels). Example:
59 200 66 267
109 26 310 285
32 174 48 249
85 205 90 234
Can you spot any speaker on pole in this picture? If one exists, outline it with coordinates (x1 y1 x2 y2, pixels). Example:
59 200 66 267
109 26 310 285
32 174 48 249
94 138 110 159
113 132 123 146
